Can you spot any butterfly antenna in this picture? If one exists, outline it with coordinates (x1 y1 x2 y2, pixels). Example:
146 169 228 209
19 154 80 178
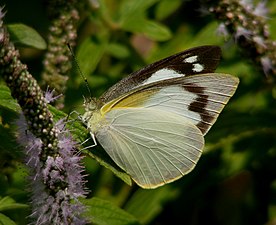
67 43 92 98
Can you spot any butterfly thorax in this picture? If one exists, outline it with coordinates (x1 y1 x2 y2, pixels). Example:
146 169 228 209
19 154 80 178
82 97 104 134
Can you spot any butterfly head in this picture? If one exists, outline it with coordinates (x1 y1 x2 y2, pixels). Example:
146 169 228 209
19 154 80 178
82 97 97 121
83 97 98 110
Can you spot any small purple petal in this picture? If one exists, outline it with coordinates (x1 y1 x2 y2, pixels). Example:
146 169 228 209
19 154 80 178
235 26 252 42
260 56 273 76
0 5 6 21
253 1 268 18
253 36 267 48
217 23 229 38
240 0 254 12
55 119 67 132
45 87 63 103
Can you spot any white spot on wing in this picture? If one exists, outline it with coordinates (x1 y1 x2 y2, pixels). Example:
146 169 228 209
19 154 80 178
192 63 204 72
184 55 198 63
183 55 204 73
142 68 184 85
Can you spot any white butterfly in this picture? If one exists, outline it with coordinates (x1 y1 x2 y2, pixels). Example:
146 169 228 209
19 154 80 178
82 46 239 189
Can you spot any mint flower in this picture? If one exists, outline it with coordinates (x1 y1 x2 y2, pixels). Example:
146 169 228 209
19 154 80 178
16 115 87 225
0 7 87 223
207 0 276 76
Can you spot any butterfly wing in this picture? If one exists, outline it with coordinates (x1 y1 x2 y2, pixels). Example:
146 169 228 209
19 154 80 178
92 73 238 188
95 107 204 189
100 46 222 103
101 73 239 135
86 46 239 188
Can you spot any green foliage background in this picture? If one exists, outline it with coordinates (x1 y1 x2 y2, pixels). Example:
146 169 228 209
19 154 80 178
1 0 276 224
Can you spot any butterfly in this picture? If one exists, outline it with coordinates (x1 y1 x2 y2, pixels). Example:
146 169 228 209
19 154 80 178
82 45 239 189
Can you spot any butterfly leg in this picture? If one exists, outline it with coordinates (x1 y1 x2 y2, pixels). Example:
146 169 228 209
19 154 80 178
68 110 83 121
91 132 97 147
79 132 97 151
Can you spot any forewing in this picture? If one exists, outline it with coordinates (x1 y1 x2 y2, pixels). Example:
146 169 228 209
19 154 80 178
103 73 239 135
100 46 221 103
95 108 204 189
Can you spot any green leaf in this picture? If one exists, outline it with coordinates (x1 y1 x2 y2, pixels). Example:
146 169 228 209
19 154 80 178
7 24 47 50
118 0 159 22
0 85 19 154
82 197 140 225
124 186 179 224
0 213 16 225
48 105 68 121
188 22 223 46
268 0 276 39
106 43 130 59
155 0 183 20
76 37 107 78
0 196 28 211
118 0 172 41
122 18 172 41
0 85 20 112
85 148 132 186
0 125 19 155
146 26 194 62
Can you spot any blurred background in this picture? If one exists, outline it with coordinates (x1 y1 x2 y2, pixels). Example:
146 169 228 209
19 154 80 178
1 0 276 224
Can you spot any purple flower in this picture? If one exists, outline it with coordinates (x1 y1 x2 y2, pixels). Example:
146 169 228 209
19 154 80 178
45 87 63 103
240 0 254 12
0 5 6 21
253 1 268 18
16 115 87 224
235 26 253 42
253 36 267 48
217 23 229 38
260 56 273 76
